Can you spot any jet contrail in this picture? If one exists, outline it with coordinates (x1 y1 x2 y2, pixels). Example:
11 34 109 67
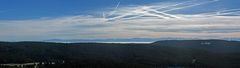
162 0 218 12
217 11 240 16
107 0 197 21
109 5 183 21
135 8 171 19
108 6 172 21
107 12 136 21
217 9 240 14
147 8 182 19
120 15 145 20
221 9 240 12
108 1 121 16
107 6 149 21
144 13 171 19
198 9 240 16
141 6 182 19
102 12 106 19
105 0 221 22
153 0 197 10
115 2 121 9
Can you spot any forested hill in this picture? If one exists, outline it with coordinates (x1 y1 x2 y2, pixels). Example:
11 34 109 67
0 40 240 68
152 40 240 53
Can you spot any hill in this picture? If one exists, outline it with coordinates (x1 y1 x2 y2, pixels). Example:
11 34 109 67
0 40 240 68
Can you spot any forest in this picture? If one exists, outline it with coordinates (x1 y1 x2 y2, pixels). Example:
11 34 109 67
0 40 240 68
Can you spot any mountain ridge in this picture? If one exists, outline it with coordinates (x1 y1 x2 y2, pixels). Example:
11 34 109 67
43 38 240 43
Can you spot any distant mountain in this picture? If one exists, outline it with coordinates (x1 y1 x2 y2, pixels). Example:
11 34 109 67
44 38 160 43
44 38 203 43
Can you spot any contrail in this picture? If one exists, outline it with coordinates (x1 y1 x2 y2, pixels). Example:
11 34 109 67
144 13 171 19
199 9 240 16
221 9 240 12
102 12 106 19
162 0 218 12
120 15 145 20
218 11 240 16
105 0 220 22
109 5 182 21
153 0 197 10
106 0 196 21
108 6 172 21
147 8 182 19
107 6 149 21
136 9 171 19
115 2 121 9
107 13 136 21
217 9 240 14
128 0 215 20
108 1 121 16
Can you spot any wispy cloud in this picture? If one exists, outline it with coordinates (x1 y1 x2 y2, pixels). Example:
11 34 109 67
0 0 240 41
103 0 240 21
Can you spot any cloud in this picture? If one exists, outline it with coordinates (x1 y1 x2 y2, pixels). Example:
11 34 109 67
0 0 240 41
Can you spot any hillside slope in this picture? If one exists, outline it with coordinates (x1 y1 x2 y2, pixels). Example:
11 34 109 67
0 40 240 68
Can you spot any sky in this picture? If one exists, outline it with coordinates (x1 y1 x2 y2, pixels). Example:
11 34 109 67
0 0 240 41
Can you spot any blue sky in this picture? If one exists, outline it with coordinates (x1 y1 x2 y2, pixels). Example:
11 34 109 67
0 0 239 20
0 0 165 20
0 0 240 41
